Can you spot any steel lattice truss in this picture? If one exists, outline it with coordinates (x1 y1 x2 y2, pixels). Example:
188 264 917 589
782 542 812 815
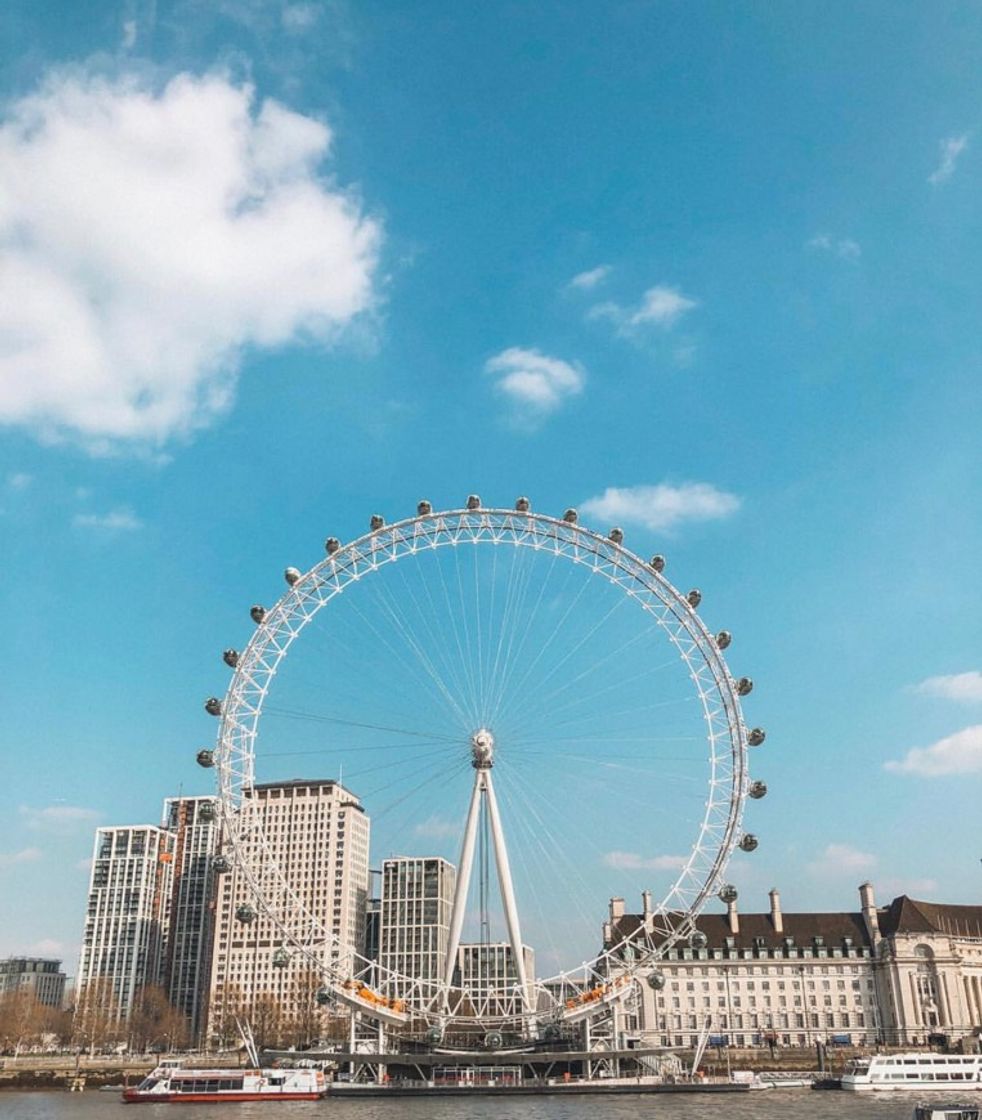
213 505 756 1033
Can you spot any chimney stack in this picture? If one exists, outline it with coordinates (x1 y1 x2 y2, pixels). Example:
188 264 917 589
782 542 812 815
859 881 880 945
610 896 625 921
727 896 739 935
642 889 653 930
769 888 783 934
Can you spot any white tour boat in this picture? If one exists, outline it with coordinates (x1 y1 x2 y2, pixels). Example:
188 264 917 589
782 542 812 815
913 1105 981 1120
840 1053 982 1092
122 1064 327 1103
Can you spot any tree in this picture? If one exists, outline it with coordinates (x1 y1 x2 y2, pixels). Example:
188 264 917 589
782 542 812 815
0 989 44 1056
73 977 124 1054
282 968 324 1050
129 985 189 1053
249 993 285 1052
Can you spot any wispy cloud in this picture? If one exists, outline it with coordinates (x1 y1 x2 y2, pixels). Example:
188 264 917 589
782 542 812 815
885 724 982 776
929 134 969 185
603 850 687 871
6 472 31 491
73 508 143 531
567 265 611 291
413 815 462 839
29 938 64 955
915 671 982 703
590 284 698 333
878 876 939 899
0 847 43 868
282 3 319 32
0 70 380 453
20 804 102 832
581 482 740 533
485 347 585 419
807 234 861 260
807 842 876 876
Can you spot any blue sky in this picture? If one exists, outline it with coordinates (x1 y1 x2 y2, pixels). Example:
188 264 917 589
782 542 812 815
1 1 981 977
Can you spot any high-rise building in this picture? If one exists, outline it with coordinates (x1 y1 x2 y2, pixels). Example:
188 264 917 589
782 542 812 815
162 796 219 1044
457 942 535 1017
77 825 175 1023
207 779 370 1045
0 958 67 1008
378 857 456 997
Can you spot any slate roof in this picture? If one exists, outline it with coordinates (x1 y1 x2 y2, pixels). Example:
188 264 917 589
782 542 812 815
607 908 871 951
878 896 982 939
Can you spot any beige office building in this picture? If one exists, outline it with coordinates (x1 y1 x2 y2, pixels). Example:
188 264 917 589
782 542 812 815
207 779 370 1045
379 857 456 997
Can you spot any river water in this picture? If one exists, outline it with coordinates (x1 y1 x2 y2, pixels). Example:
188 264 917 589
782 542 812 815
0 1091 951 1120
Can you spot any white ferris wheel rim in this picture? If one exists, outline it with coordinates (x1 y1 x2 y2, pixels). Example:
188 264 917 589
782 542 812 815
212 504 754 1029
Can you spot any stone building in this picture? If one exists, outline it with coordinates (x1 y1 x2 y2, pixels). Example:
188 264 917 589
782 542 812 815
604 882 982 1049
0 958 67 1009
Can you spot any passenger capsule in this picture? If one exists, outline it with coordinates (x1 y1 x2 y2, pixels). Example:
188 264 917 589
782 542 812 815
272 948 290 968
484 1030 503 1050
250 605 266 624
647 970 666 991
747 727 766 746
235 904 256 924
739 833 759 852
204 697 223 717
425 1026 443 1044
609 527 624 545
196 749 214 769
716 631 732 650
466 494 482 510
687 589 702 608
211 855 231 874
749 780 768 799
736 677 754 696
223 649 239 668
563 508 578 524
198 802 217 823
542 1023 561 1041
370 514 385 531
417 500 432 516
315 986 332 1006
650 555 666 573
325 537 341 555
284 567 301 586
515 496 531 512
689 930 708 950
719 883 738 904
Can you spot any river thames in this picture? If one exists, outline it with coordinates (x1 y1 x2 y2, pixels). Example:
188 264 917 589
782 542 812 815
0 1091 954 1119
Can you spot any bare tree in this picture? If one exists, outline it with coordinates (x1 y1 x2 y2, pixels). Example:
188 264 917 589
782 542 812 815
72 977 123 1054
129 985 189 1053
0 990 44 1056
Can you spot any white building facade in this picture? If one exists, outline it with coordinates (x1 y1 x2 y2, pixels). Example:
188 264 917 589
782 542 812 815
207 779 370 1044
77 825 175 1023
606 884 982 1049
379 857 456 997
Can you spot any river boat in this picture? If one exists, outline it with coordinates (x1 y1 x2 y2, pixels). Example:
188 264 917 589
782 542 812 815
913 1105 981 1120
121 1065 327 1103
840 1054 982 1092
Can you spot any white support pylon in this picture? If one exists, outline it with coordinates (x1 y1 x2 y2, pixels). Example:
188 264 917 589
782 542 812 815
442 729 532 1015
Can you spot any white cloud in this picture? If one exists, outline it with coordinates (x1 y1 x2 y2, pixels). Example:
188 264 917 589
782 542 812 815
20 805 102 831
915 671 982 703
929 134 969 185
121 19 138 50
282 3 319 32
0 847 43 868
580 482 740 533
6 472 32 491
603 851 687 871
885 724 982 777
807 234 861 260
878 876 939 899
0 70 380 451
568 265 611 291
808 843 877 876
485 347 585 416
413 815 462 839
29 938 64 955
591 284 698 333
73 508 143 531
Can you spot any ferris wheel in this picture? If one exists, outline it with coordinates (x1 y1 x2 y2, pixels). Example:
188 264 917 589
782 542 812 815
202 496 767 1038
